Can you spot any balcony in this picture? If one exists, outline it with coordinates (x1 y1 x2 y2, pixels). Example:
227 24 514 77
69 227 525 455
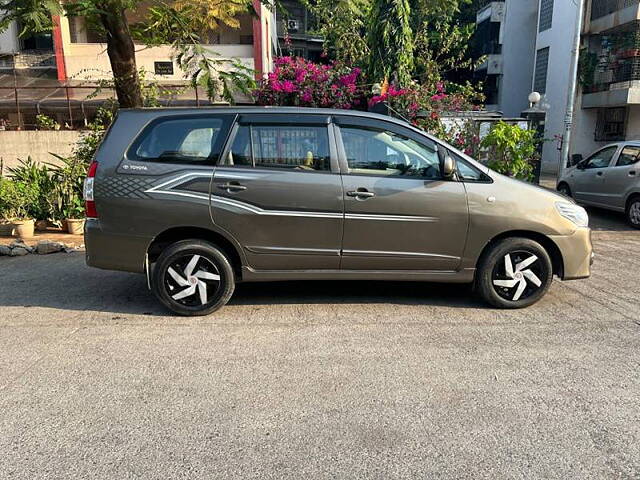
476 0 505 24
581 21 640 106
589 0 640 33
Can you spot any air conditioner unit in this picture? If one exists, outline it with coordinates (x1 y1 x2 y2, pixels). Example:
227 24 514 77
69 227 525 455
287 20 299 32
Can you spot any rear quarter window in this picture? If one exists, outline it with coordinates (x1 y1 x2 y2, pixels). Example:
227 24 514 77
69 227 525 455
127 115 233 164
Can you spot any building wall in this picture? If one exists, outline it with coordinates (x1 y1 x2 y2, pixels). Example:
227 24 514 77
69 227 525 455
535 0 581 173
0 22 19 54
0 131 81 171
499 0 538 117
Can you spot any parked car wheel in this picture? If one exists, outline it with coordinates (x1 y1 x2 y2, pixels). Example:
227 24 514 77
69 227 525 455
557 182 572 198
477 238 553 309
152 240 235 316
626 196 640 229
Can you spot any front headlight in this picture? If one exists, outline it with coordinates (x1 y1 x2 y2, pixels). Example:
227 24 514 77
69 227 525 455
555 202 589 228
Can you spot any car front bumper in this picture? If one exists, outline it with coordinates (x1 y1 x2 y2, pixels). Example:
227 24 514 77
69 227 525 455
549 227 593 280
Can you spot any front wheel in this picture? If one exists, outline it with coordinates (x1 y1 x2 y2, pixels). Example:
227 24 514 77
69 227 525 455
476 238 553 309
557 183 572 198
152 240 235 316
626 197 640 229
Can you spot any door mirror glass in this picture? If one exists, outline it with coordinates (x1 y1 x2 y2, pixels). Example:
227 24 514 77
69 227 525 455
442 155 455 179
570 154 583 166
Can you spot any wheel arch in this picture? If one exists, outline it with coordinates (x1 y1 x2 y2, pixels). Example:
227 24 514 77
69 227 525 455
147 226 244 278
625 191 640 210
476 230 564 278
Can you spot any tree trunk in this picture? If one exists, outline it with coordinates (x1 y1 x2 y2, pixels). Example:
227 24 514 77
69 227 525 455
99 5 143 108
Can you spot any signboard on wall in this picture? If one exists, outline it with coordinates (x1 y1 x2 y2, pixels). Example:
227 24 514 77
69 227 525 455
154 61 174 76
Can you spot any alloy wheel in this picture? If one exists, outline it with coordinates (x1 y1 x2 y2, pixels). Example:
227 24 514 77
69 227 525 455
164 254 221 307
629 200 640 226
491 251 544 302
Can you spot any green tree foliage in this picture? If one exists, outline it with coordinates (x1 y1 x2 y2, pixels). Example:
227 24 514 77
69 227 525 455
480 122 539 181
366 0 414 86
0 0 259 108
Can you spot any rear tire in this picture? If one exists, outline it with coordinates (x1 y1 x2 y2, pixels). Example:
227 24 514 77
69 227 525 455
626 196 640 229
476 238 553 309
152 239 235 316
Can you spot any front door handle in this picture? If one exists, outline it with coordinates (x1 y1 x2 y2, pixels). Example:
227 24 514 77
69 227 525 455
596 171 603 176
347 189 375 199
629 170 636 177
217 182 247 192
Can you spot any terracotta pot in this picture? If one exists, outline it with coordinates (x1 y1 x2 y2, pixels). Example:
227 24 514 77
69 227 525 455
35 219 49 231
0 222 14 236
13 219 35 239
66 218 85 235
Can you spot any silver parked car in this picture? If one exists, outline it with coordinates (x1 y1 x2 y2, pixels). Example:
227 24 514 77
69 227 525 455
84 107 593 315
557 141 640 228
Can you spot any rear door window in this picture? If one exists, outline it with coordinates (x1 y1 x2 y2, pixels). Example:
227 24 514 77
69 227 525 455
129 116 232 164
222 124 331 172
616 146 640 167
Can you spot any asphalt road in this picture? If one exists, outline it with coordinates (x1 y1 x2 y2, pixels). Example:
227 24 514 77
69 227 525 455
0 207 639 479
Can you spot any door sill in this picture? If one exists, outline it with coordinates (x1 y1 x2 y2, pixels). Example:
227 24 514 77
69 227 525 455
240 266 475 283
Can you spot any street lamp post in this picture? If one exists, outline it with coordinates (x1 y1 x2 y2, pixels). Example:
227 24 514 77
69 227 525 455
559 0 585 177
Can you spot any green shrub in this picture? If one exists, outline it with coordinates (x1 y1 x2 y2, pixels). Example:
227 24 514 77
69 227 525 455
480 122 539 181
47 154 87 222
0 178 39 220
7 157 55 220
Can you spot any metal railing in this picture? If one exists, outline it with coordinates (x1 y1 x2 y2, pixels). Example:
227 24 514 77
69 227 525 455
0 84 229 130
591 0 639 20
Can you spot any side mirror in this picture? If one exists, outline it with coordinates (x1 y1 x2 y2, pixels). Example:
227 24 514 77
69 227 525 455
437 147 456 179
576 162 585 170
570 153 583 167
442 155 456 179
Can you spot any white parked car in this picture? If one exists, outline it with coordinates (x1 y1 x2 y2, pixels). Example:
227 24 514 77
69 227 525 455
557 141 640 228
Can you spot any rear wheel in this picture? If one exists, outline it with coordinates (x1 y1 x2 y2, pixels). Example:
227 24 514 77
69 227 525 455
626 196 640 229
152 240 235 316
477 238 553 309
557 183 572 198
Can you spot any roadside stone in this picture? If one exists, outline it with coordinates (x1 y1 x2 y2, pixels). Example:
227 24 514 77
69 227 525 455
10 247 29 256
36 240 65 255
0 245 11 256
10 241 34 253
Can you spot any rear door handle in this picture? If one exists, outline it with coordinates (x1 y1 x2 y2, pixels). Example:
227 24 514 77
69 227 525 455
596 171 603 176
217 182 247 192
629 170 636 177
347 189 375 199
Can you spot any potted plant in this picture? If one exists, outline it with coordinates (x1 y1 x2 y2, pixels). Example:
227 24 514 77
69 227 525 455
0 178 38 238
48 154 87 234
64 197 85 234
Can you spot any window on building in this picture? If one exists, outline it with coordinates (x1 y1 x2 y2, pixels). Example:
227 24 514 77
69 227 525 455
533 47 550 94
595 107 627 142
539 0 554 32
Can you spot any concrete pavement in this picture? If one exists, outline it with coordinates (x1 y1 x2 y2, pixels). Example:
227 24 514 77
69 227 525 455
0 207 639 479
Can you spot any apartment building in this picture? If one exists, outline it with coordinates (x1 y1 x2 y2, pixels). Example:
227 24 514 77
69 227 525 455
473 0 539 116
573 0 640 159
0 1 276 85
275 0 324 61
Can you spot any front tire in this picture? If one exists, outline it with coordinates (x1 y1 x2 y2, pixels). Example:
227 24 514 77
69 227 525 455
626 196 640 229
476 238 553 309
557 183 572 198
152 240 235 316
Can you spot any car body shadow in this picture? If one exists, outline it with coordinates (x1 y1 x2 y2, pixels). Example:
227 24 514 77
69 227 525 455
0 254 485 316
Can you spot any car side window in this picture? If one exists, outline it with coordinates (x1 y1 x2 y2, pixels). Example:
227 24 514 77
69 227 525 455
616 146 640 167
582 146 618 169
340 127 441 179
222 124 331 172
131 117 228 164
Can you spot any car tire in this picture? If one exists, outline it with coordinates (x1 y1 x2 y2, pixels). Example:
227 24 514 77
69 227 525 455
557 183 572 198
476 238 553 309
152 239 235 316
626 196 640 229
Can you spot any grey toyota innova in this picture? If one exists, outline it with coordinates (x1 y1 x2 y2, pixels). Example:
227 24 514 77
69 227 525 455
84 107 593 315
